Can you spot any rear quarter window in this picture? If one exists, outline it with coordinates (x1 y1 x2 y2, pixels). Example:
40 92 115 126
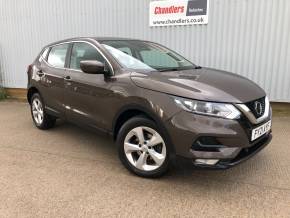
47 44 69 68
39 48 49 61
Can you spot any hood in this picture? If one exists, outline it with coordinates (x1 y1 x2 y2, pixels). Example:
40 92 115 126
130 68 266 103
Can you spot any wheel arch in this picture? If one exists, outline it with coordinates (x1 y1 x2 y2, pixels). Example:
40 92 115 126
27 87 40 104
112 105 175 151
113 104 177 163
113 106 156 141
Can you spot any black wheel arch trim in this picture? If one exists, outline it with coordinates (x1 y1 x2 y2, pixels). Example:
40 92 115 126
27 86 40 104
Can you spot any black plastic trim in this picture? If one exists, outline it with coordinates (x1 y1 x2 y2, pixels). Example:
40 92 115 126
176 133 272 170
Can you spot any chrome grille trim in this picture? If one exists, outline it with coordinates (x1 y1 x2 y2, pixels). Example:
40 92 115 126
245 97 265 118
235 96 270 124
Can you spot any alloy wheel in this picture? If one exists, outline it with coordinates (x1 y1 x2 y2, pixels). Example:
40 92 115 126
32 98 44 125
124 126 167 171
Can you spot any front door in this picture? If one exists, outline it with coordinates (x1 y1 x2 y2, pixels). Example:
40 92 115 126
63 42 114 131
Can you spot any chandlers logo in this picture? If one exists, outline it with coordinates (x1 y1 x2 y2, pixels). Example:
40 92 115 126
150 0 208 26
150 0 209 27
153 0 207 16
154 5 185 15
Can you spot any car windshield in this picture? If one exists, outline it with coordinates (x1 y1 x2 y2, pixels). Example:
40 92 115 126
101 40 196 72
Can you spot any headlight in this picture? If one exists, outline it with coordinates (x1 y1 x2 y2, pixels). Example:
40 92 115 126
173 96 241 119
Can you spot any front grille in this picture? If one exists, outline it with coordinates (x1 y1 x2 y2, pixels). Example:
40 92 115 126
245 97 266 118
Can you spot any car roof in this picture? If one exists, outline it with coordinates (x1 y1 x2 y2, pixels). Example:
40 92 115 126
46 37 144 47
94 37 142 41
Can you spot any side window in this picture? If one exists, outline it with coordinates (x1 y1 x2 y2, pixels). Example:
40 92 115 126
70 42 105 70
47 44 69 68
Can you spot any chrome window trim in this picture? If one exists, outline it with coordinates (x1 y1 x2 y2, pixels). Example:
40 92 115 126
38 47 50 62
41 40 115 75
235 96 270 124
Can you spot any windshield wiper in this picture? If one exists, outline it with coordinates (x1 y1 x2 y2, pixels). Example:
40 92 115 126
158 68 180 72
159 66 200 72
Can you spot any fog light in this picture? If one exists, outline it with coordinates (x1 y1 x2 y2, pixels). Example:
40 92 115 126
192 136 224 152
195 159 219 165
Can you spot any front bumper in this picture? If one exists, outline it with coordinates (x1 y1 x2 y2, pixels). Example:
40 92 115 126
165 110 272 169
192 133 272 169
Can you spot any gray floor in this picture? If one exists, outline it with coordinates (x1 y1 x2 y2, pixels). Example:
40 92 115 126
0 101 289 218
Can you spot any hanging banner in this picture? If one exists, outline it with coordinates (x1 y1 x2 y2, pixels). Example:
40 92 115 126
149 0 209 27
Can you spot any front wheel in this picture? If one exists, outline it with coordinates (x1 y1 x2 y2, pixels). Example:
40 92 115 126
30 93 56 130
117 116 171 178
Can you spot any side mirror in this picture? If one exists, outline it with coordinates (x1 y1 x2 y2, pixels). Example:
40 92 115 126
80 60 105 74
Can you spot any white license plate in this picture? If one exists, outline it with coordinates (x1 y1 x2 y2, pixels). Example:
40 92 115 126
251 120 271 141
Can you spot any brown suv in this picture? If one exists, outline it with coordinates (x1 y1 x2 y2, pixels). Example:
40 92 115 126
27 37 272 177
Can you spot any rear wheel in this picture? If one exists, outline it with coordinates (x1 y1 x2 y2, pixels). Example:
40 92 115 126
117 116 171 178
30 93 56 130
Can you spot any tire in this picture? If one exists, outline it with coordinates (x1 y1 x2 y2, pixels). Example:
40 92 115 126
30 93 56 130
117 116 172 178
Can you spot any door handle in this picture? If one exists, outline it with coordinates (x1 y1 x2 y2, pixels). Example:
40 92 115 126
64 76 72 81
36 70 44 77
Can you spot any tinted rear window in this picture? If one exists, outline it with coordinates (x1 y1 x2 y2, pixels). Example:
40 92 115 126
47 44 69 68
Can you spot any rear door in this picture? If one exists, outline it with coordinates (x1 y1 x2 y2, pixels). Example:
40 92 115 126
63 42 114 131
39 43 69 115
